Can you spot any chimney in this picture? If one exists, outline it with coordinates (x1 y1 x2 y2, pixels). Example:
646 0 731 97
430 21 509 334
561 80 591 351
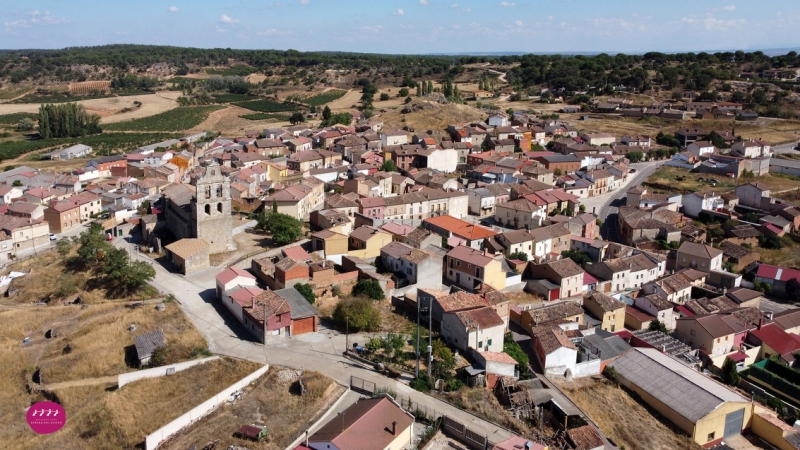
391 421 397 436
767 311 774 321
758 317 763 330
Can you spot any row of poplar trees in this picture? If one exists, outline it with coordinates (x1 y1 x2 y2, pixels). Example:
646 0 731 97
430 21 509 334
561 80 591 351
38 103 102 139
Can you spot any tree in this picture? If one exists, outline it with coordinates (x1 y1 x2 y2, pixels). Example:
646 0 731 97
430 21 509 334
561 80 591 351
56 238 72 258
509 251 528 261
12 180 22 187
380 159 398 172
721 357 741 386
628 151 644 163
561 249 591 265
352 279 385 300
332 297 381 332
504 333 531 379
77 224 112 267
38 102 101 139
787 278 800 303
16 118 34 132
265 212 303 245
289 111 305 125
379 93 390 101
398 87 409 97
431 338 455 380
295 283 316 304
553 168 564 177
706 130 729 149
649 318 669 334
322 105 332 123
137 200 151 216
579 204 586 212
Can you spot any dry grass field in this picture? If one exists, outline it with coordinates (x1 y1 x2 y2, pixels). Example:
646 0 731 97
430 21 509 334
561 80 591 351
3 358 261 450
162 369 343 450
559 377 700 450
0 91 182 124
378 101 485 134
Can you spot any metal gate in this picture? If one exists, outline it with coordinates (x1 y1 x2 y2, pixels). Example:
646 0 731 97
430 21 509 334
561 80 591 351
724 408 745 438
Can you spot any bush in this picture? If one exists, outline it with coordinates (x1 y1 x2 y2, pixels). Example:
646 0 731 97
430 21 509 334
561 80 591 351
295 283 316 304
649 318 668 334
149 347 168 367
561 249 591 265
379 93 390 101
352 279 385 300
603 365 621 386
410 373 432 392
503 334 530 379
332 297 381 332
509 251 528 261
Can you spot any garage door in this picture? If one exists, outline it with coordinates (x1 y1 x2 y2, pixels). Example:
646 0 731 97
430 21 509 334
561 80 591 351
292 317 315 335
724 408 745 438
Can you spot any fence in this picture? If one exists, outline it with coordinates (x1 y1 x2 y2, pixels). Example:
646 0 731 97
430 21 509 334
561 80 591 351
350 375 376 395
144 364 269 450
441 415 494 450
118 356 219 388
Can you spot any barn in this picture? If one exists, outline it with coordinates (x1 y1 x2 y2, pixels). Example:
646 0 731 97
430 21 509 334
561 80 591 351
609 348 752 448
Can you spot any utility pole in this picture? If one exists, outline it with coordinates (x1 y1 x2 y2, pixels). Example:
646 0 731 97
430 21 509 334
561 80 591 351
345 317 349 355
415 298 421 377
427 297 433 380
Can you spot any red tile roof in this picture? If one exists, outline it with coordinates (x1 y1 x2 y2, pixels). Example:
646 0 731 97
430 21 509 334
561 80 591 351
309 397 414 450
216 267 256 285
282 246 311 261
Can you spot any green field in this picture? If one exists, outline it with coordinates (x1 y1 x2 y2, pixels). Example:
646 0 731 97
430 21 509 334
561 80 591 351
0 86 33 100
102 106 224 131
211 93 257 103
205 65 257 77
0 132 178 161
239 113 290 121
235 99 296 112
304 89 347 106
0 113 38 126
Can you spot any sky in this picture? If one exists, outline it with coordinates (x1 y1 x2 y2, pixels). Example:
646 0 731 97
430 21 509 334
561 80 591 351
2 1 799 54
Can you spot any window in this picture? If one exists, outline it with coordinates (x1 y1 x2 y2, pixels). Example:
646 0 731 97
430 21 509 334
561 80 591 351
478 341 483 348
690 329 695 336
707 433 715 442
716 338 720 343
487 338 492 346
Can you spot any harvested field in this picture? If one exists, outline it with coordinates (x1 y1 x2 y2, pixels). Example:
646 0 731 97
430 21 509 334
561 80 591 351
191 105 295 135
644 166 736 194
378 101 486 135
0 91 182 124
162 369 343 450
3 358 260 450
559 377 700 450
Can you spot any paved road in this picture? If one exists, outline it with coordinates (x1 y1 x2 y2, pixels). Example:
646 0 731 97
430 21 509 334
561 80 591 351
773 142 800 155
110 236 515 443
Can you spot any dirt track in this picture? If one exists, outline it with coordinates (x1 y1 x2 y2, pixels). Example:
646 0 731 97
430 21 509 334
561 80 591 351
0 91 182 124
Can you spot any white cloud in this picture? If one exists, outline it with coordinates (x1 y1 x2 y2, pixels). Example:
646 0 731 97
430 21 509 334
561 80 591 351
169 6 179 13
463 7 471 12
515 20 523 26
547 15 554 20
29 9 40 16
299 0 310 4
393 8 405 16
4 19 30 28
450 3 458 7
215 25 229 32
500 2 515 6
419 0 429 5
723 5 736 11
219 14 240 24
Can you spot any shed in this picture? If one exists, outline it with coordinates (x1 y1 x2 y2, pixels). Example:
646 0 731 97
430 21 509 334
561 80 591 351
133 330 166 366
235 424 267 441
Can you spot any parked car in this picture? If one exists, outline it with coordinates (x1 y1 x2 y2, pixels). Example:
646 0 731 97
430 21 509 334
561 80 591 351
49 234 57 241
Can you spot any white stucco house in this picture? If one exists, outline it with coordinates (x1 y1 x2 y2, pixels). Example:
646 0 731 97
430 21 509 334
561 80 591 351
682 190 724 218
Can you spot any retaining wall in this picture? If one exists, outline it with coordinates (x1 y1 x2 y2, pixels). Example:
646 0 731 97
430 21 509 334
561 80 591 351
144 364 269 450
118 356 219 388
